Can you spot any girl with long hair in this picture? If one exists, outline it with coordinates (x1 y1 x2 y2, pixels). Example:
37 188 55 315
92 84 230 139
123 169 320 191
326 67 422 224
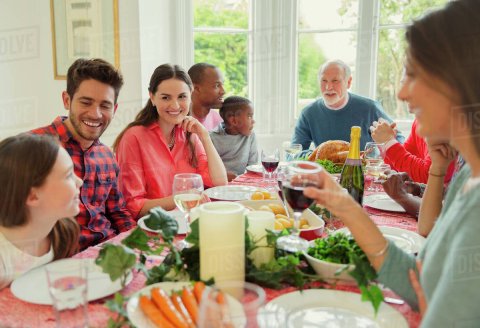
0 134 81 289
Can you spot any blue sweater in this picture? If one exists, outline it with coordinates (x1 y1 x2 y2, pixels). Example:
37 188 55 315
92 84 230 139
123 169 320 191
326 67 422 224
292 93 404 150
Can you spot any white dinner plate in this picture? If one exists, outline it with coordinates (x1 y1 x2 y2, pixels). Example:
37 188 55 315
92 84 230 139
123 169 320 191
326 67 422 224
336 226 426 254
364 193 406 212
11 258 132 305
258 289 408 328
204 185 269 201
127 281 246 328
138 209 187 235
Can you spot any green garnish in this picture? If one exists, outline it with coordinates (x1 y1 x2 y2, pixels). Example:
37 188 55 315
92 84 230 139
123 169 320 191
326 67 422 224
307 233 384 314
296 155 343 174
316 159 343 174
96 209 383 325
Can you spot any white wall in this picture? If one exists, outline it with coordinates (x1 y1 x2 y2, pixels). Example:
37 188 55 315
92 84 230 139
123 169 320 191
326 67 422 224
0 0 180 147
0 0 64 138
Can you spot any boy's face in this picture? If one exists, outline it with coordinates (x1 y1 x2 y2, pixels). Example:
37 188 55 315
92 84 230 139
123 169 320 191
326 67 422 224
232 104 255 136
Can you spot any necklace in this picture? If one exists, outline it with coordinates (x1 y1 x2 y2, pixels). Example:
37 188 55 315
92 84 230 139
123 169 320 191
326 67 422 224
168 129 175 150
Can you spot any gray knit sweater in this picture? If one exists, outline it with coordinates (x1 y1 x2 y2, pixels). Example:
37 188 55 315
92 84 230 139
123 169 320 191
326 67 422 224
209 123 259 175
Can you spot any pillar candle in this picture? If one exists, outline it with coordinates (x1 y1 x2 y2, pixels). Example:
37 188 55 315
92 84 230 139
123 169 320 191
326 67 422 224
247 211 275 268
199 201 245 283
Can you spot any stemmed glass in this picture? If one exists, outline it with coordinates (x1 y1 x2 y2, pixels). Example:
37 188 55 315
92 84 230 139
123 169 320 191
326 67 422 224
261 148 280 184
172 173 203 249
364 142 385 166
364 142 386 192
276 161 323 253
366 163 391 192
282 141 303 161
323 188 348 233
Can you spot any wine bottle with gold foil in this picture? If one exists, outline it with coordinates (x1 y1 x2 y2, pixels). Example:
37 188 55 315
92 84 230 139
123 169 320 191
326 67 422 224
339 126 364 204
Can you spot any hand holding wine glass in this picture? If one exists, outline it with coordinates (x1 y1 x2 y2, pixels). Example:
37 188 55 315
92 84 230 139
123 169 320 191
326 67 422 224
276 161 322 253
172 173 203 248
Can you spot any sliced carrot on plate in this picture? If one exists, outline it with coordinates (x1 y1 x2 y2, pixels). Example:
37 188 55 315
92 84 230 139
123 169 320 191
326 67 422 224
171 292 195 328
193 281 206 304
151 288 189 328
181 286 199 324
139 295 175 328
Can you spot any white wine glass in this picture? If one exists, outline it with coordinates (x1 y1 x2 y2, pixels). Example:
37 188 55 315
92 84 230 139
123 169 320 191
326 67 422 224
172 173 203 249
276 161 322 253
364 142 385 166
282 141 303 161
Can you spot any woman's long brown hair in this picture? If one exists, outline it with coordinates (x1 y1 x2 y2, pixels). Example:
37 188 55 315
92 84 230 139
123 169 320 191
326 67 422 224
112 64 198 167
406 0 480 154
0 134 79 258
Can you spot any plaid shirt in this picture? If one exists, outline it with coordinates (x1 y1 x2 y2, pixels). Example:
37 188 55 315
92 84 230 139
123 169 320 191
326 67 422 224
31 116 135 250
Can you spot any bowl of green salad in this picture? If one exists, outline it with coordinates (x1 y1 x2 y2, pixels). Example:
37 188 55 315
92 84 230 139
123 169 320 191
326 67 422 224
303 233 361 284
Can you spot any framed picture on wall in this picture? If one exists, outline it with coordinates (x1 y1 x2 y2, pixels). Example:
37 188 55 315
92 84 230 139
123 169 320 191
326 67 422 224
50 0 119 79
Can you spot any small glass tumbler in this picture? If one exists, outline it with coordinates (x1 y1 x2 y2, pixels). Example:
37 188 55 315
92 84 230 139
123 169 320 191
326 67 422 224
372 163 391 192
198 281 266 328
45 259 88 328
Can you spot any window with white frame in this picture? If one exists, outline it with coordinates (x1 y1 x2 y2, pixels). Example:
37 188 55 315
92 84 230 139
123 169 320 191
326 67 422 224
296 0 359 117
376 0 448 119
191 0 450 136
193 0 251 97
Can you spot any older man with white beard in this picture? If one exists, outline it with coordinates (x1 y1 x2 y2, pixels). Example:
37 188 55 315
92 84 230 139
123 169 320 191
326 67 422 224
292 59 404 150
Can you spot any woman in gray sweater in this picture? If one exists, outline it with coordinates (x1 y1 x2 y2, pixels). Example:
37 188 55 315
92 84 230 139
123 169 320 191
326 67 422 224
304 1 480 326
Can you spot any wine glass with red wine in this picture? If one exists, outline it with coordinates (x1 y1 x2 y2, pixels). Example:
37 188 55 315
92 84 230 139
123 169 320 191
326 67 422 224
261 148 280 184
276 161 323 253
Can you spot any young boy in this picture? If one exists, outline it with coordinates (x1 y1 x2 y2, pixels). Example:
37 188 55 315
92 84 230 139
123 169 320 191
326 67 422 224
210 96 258 181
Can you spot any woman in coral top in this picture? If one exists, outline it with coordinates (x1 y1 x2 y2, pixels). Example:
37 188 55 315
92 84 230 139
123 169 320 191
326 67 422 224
113 64 227 219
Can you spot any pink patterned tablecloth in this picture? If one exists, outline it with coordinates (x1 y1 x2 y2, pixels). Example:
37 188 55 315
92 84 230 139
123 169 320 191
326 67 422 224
0 173 421 327
231 171 421 327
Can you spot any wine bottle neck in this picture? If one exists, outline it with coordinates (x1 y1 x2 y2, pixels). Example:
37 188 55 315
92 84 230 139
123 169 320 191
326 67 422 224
347 133 361 160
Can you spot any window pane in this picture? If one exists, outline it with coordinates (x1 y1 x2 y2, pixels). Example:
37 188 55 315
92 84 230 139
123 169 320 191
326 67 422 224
298 0 358 30
379 0 448 25
194 32 248 97
297 32 357 117
376 28 410 119
194 0 249 29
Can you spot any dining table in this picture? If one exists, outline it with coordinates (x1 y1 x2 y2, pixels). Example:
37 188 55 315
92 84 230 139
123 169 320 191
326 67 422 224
0 171 421 328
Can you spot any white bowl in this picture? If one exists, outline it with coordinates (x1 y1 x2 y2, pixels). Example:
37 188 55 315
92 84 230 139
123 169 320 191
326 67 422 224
238 200 324 240
303 241 356 284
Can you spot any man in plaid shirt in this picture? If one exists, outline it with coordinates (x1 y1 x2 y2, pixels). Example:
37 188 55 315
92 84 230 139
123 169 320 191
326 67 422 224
31 58 135 250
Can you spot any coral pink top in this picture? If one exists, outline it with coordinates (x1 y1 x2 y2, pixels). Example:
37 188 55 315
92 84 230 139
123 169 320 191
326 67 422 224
116 123 213 219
